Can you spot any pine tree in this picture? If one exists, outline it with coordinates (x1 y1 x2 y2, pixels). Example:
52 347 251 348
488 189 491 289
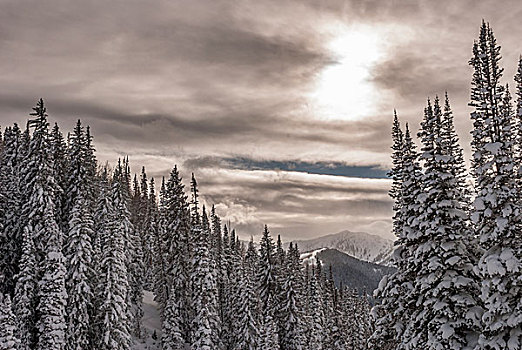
16 100 67 350
138 167 155 290
154 177 169 319
308 265 325 350
234 262 260 350
259 304 280 350
12 228 36 350
257 225 277 310
160 166 192 345
469 22 521 350
441 93 469 203
280 243 304 350
189 177 219 350
64 194 93 350
389 110 404 239
161 292 185 350
50 123 67 232
63 120 95 350
404 97 481 349
370 114 407 350
36 221 67 350
0 125 23 296
514 56 522 172
96 165 131 350
390 123 424 350
119 162 144 339
234 238 261 350
0 294 20 350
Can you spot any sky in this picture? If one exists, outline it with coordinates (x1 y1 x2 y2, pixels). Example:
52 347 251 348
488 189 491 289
1 0 522 241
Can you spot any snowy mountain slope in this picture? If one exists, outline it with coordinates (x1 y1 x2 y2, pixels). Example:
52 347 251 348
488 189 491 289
132 291 161 350
289 230 394 265
306 248 396 295
300 247 327 265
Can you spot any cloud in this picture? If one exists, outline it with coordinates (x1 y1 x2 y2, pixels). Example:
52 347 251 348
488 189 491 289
2 0 522 239
192 168 392 241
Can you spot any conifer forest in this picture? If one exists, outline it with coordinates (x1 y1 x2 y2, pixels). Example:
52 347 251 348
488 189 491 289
0 14 521 350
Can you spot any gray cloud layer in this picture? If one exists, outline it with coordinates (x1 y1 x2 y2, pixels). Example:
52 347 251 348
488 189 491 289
1 0 522 240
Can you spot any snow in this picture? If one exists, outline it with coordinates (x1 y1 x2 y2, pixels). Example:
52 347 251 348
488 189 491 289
290 230 395 266
300 248 327 265
132 291 161 350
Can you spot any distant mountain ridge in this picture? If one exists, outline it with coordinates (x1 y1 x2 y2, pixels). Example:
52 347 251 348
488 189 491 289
301 248 396 295
288 230 394 266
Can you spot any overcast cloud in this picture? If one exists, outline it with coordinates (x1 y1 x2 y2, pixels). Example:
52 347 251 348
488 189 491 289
1 0 522 240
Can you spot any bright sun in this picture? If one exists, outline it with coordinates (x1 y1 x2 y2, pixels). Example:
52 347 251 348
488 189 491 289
312 27 384 121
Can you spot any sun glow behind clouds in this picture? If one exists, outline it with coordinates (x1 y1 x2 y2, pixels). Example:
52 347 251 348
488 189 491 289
312 26 385 121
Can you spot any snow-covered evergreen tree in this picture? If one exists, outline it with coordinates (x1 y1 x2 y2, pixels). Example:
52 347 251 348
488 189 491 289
12 228 36 350
96 164 131 350
441 93 469 203
160 166 192 345
0 294 19 350
64 194 93 350
405 97 481 349
234 238 261 350
36 221 67 350
189 177 219 350
49 123 67 233
153 177 169 319
370 114 408 350
257 225 277 311
259 304 280 350
308 265 325 350
63 120 95 350
279 242 304 350
15 100 67 350
469 22 521 350
234 262 260 350
0 124 22 296
120 160 144 339
389 110 404 239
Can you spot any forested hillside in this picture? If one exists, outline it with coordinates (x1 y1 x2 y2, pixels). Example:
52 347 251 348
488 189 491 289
0 100 371 350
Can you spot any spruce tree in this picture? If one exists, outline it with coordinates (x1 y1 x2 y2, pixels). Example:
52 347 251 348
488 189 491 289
50 123 67 233
280 243 304 350
259 304 280 350
63 120 96 350
0 125 22 296
389 110 404 239
234 262 260 350
12 228 36 350
161 166 191 344
64 194 94 350
154 177 169 319
17 100 67 350
189 177 219 350
441 93 469 203
36 220 67 350
0 294 20 350
257 225 277 310
234 237 261 350
391 124 424 349
370 114 407 350
308 266 325 350
96 165 131 350
469 22 521 350
406 98 480 349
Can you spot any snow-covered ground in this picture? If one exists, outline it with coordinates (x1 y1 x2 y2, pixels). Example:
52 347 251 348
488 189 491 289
300 247 327 265
132 291 161 350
